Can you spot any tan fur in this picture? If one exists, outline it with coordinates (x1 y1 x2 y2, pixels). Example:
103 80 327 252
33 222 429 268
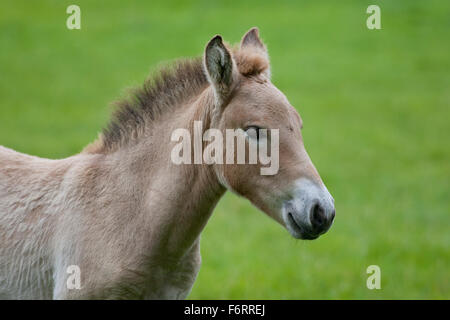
233 47 269 76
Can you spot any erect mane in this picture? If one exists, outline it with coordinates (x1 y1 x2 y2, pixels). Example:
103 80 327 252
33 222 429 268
84 46 269 154
83 57 207 154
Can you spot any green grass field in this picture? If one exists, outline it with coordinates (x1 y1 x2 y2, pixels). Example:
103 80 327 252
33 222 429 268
0 0 448 299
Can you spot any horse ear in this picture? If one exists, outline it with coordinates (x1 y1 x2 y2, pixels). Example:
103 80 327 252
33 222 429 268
204 35 235 104
240 27 270 78
240 27 267 53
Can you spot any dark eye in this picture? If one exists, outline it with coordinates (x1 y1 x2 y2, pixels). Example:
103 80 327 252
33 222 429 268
245 126 261 140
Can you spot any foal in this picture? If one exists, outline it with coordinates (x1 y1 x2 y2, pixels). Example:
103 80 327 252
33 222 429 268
0 28 335 299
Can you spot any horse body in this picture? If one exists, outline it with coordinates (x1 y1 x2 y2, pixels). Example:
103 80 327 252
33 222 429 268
0 98 225 298
0 141 219 299
0 28 335 299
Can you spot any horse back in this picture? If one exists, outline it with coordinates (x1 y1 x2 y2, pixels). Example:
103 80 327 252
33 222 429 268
0 145 67 203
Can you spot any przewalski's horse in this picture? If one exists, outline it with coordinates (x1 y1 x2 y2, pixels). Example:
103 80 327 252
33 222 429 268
0 28 335 299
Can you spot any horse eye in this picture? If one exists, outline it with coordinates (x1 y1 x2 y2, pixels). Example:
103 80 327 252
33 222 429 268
245 126 261 140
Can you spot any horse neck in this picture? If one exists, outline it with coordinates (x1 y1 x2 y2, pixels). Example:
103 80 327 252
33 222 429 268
101 88 226 259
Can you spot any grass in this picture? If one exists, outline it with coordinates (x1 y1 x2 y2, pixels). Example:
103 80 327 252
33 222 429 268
0 0 449 299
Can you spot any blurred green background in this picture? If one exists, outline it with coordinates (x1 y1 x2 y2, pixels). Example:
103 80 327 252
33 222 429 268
0 0 448 299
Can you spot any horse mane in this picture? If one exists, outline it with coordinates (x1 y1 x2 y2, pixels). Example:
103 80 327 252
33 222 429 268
84 45 269 154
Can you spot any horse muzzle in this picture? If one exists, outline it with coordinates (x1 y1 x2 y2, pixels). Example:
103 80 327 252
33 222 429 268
282 179 335 240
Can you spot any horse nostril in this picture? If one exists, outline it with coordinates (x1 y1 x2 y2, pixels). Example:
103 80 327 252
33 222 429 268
311 203 326 229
